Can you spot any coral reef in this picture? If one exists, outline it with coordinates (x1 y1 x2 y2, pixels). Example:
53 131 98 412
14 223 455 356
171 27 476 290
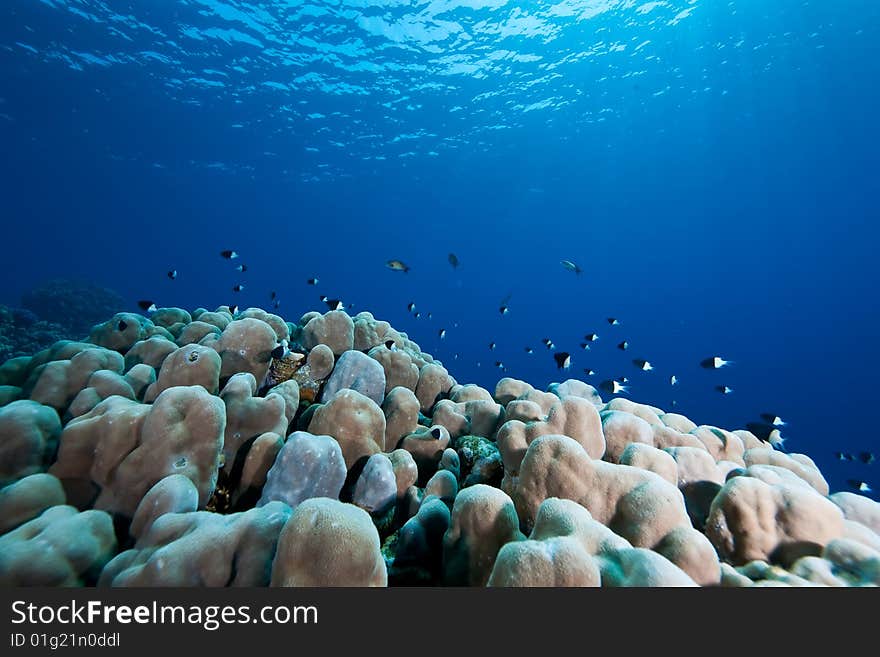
0 303 877 588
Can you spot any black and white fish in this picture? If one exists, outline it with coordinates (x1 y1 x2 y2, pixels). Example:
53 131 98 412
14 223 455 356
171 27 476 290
489 342 496 350
859 452 876 465
138 300 157 313
167 270 177 280
599 379 628 395
584 333 599 342
715 385 734 395
701 356 732 369
580 343 591 350
617 341 629 351
499 304 510 316
835 452 855 461
670 375 678 386
438 329 446 339
633 359 653 371
228 304 239 315
554 352 571 370
307 278 319 286
408 302 416 313
847 480 872 493
524 347 534 354
235 264 247 272
542 338 555 349
583 368 595 376
607 318 619 326
320 296 344 311
220 250 239 259
232 284 245 292
271 340 289 360
760 414 786 427
495 361 505 369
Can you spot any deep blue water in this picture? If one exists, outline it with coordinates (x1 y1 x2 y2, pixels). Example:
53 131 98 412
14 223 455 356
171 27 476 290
1 0 878 497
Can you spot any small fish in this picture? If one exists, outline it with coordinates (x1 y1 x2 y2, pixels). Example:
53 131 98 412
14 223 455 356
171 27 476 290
542 338 555 349
307 278 319 286
453 353 459 360
599 379 628 395
229 304 239 315
427 313 432 319
554 352 571 370
670 375 678 386
495 361 505 369
489 342 496 350
408 302 416 313
220 250 238 259
835 452 855 461
167 270 177 280
271 342 289 360
583 368 595 376
386 259 410 273
859 452 876 465
232 284 245 292
580 343 591 350
448 253 459 269
524 347 534 354
561 260 582 275
671 400 678 408
273 300 281 310
384 339 396 351
715 385 734 395
235 264 248 273
633 359 653 371
138 300 157 313
607 318 620 326
847 479 872 493
618 376 629 383
320 296 344 311
414 312 421 319
617 341 629 351
584 333 599 342
430 427 443 439
760 414 786 427
767 429 786 451
438 329 446 339
117 320 128 331
270 291 277 300
499 304 510 315
701 356 732 369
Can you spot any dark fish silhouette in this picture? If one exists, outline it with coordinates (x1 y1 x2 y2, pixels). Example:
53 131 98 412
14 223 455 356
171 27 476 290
307 278 319 285
220 250 238 259
448 253 459 268
701 356 731 369
320 296 344 311
554 352 571 369
167 270 177 280
859 452 876 465
138 300 157 312
232 284 245 292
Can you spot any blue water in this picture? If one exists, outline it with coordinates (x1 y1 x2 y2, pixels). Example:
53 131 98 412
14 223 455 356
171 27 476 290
1 0 878 497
